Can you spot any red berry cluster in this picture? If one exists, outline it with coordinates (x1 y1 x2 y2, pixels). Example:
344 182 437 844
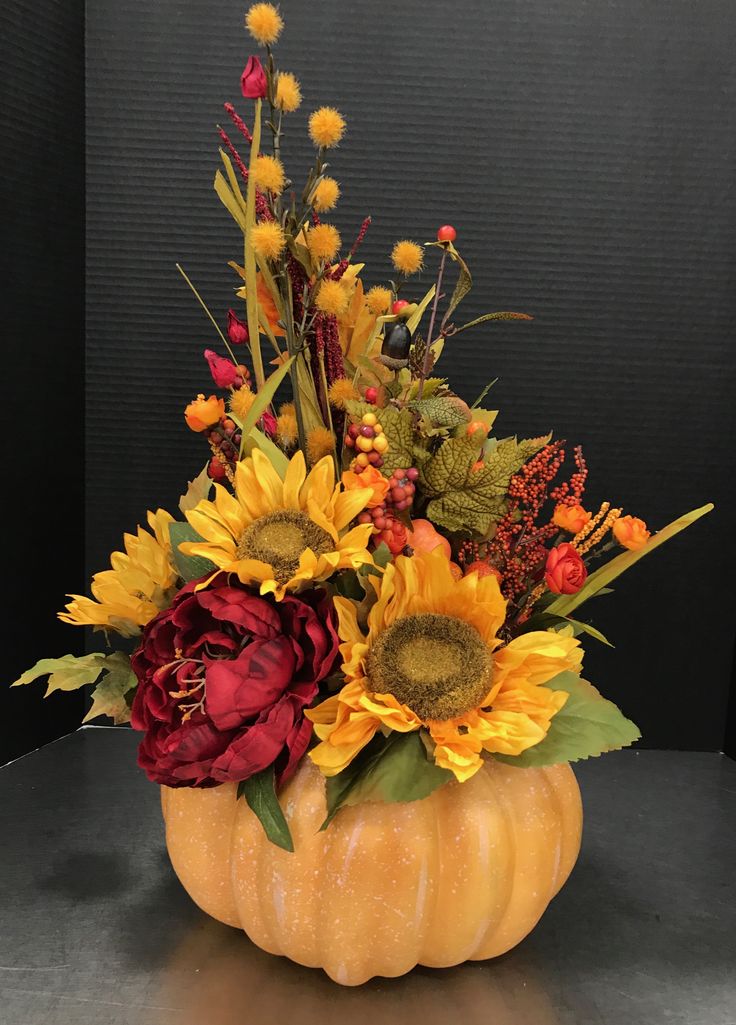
344 412 389 469
551 445 588 506
206 417 242 481
386 467 418 513
357 508 407 555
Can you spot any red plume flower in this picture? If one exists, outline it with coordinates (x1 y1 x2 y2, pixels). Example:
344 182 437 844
241 56 268 99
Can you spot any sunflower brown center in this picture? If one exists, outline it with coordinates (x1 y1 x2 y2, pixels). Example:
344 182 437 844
237 510 333 583
366 613 493 721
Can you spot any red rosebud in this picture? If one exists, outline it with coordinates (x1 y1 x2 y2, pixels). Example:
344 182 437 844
241 56 268 99
204 349 239 388
227 308 249 346
260 409 278 438
545 542 588 595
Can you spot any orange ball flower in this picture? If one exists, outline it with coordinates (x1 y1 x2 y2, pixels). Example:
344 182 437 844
342 466 390 509
613 515 650 551
185 394 225 432
553 503 592 534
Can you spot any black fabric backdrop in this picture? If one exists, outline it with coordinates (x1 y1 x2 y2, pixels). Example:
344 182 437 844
28 0 734 754
1 0 85 762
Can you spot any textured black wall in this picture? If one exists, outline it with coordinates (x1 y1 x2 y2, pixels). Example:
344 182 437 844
86 0 736 750
1 0 85 761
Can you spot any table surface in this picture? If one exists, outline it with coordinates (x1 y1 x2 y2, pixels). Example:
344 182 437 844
1 728 734 1025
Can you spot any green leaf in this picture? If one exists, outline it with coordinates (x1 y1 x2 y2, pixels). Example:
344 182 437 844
452 311 534 336
494 672 641 768
213 170 248 232
422 433 551 535
547 503 714 617
444 249 472 322
11 653 107 697
178 464 213 515
237 356 296 446
82 652 137 724
238 767 294 852
169 522 217 582
344 403 420 475
322 731 453 829
562 618 614 648
408 395 468 431
521 612 613 647
239 426 289 478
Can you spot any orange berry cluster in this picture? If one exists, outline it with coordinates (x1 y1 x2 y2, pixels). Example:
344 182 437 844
345 412 389 470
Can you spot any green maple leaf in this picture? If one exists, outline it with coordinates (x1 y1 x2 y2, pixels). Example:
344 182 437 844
82 652 137 725
494 671 641 768
11 653 108 697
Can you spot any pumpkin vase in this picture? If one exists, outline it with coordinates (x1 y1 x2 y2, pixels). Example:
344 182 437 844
161 756 583 986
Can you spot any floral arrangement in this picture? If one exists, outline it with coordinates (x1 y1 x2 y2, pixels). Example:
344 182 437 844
14 4 712 852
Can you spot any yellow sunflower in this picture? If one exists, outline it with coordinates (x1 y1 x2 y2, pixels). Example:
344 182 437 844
308 548 583 782
59 509 178 637
180 449 375 600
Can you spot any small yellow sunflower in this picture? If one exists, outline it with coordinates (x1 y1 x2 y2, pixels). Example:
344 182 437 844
59 510 178 636
308 548 582 782
180 450 375 600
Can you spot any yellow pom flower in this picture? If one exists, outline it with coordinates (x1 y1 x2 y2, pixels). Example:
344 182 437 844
276 402 298 447
253 154 285 194
250 221 286 261
275 71 302 112
313 176 340 212
307 549 583 782
229 386 256 420
328 378 359 409
307 223 341 263
365 285 392 315
181 449 374 601
391 240 423 276
309 107 346 149
307 427 336 464
245 2 283 46
316 278 350 315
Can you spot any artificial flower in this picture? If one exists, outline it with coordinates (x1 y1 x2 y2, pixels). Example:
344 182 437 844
365 285 392 315
613 515 650 551
308 107 346 149
59 510 178 636
307 223 341 263
185 394 225 432
276 402 298 446
327 378 359 409
313 176 340 212
253 154 286 194
250 221 286 261
391 240 423 275
241 55 268 99
226 308 249 345
545 542 587 594
274 70 302 112
553 503 591 533
245 2 283 46
342 465 390 508
131 576 339 787
180 449 374 600
229 385 256 420
204 349 239 388
308 549 582 781
315 278 350 315
306 427 336 463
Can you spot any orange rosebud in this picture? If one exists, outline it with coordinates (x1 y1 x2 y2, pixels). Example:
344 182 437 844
342 465 390 509
613 515 650 551
405 518 452 559
185 394 225 432
553 503 592 534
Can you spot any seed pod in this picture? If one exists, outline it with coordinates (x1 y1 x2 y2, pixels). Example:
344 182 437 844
380 322 412 370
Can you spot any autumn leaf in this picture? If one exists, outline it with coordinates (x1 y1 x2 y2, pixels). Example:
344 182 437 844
83 652 137 725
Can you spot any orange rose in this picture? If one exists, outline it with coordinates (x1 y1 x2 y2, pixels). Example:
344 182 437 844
341 465 389 508
553 503 591 534
405 519 452 559
185 394 225 432
613 515 650 551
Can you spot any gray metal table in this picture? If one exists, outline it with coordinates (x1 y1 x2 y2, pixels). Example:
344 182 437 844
1 728 734 1025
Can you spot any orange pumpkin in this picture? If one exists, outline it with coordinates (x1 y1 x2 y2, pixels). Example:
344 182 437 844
162 757 582 986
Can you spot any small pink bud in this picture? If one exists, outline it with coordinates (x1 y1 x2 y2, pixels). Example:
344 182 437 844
227 309 249 345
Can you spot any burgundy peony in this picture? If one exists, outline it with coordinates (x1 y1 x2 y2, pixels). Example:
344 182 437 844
241 55 268 99
545 542 588 595
131 576 339 788
204 348 239 388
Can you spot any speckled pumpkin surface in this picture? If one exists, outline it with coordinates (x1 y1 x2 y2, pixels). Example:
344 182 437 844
161 757 582 986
